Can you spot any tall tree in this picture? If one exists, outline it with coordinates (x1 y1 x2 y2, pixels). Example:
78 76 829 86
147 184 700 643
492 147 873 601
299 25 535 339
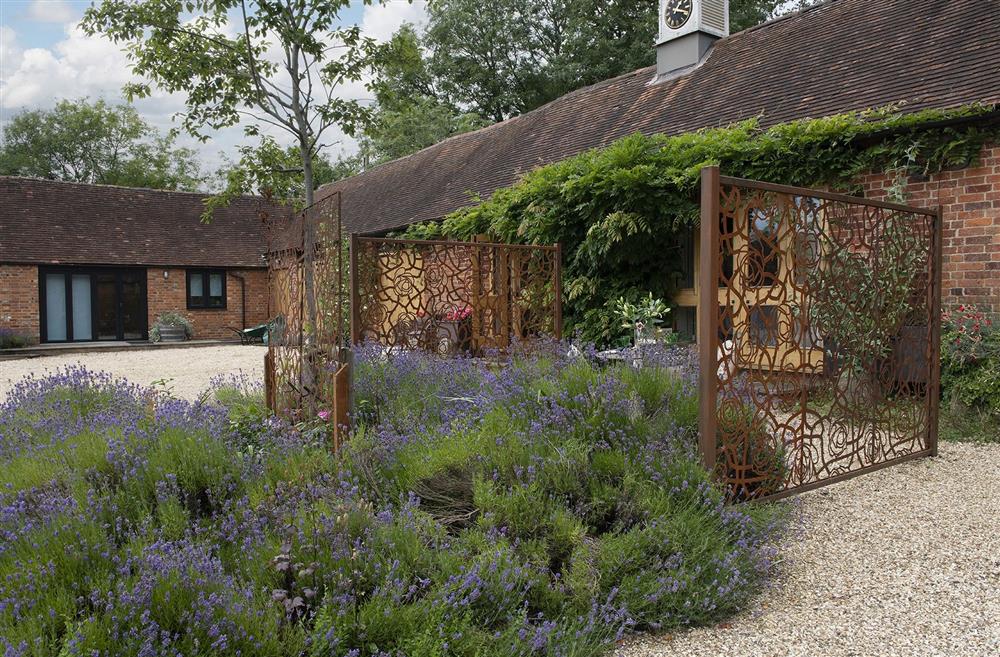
82 0 383 360
0 98 202 190
731 0 816 32
213 140 353 199
361 25 488 165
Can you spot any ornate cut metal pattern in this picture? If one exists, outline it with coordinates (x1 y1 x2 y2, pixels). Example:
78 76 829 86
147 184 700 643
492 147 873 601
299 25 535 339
266 192 345 419
701 171 941 500
352 237 562 355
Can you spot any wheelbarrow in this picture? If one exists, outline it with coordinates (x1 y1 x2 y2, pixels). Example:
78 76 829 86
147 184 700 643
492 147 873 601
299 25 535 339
227 315 285 345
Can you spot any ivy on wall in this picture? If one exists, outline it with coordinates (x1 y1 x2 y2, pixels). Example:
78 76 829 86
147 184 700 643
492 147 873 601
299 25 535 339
403 104 999 344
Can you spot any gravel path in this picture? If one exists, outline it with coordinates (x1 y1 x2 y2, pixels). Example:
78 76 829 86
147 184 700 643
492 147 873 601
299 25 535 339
618 441 1000 657
0 345 266 401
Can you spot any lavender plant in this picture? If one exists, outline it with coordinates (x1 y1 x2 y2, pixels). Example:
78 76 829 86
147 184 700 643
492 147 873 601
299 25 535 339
0 347 786 656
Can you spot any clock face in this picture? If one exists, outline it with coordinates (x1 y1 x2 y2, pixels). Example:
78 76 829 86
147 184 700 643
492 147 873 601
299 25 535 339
663 0 693 30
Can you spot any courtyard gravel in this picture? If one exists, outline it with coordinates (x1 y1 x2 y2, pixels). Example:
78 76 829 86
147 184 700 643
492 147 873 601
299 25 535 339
0 345 266 401
618 440 1000 657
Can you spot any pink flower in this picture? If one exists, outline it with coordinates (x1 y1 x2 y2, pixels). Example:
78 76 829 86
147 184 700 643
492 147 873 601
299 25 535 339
318 410 331 422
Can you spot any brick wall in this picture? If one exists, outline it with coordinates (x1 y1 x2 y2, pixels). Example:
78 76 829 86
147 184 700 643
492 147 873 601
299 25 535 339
0 265 40 342
858 143 1000 314
147 268 268 340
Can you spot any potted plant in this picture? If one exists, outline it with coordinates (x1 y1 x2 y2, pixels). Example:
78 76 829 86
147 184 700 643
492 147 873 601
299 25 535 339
151 311 194 343
613 293 671 348
437 305 473 354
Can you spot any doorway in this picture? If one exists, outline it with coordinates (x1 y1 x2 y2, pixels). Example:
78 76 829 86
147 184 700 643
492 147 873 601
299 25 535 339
40 267 148 342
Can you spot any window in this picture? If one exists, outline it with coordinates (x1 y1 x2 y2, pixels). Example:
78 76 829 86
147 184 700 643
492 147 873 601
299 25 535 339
747 208 781 287
187 269 227 309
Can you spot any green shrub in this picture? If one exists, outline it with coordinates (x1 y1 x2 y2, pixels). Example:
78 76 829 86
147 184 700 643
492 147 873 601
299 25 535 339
716 400 788 500
0 328 32 348
940 305 1000 443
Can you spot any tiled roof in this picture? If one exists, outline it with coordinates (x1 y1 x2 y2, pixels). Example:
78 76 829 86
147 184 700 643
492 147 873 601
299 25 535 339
320 0 1000 235
0 177 286 268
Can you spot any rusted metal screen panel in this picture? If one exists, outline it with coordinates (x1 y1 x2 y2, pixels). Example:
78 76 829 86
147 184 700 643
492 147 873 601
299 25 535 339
700 167 941 500
352 237 561 355
266 192 345 421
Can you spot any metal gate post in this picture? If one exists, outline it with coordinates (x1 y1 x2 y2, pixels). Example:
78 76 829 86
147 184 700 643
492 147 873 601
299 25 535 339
349 233 360 346
927 206 944 457
553 242 563 341
698 166 721 473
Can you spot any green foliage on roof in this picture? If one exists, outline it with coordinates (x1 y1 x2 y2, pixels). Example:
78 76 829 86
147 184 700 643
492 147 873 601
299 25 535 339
404 104 999 343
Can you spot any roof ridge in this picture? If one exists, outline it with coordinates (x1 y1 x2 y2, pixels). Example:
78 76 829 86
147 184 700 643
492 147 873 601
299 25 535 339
0 175 261 202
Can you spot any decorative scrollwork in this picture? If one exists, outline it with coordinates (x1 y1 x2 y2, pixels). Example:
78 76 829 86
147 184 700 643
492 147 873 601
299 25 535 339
710 177 940 500
353 237 562 356
266 193 345 420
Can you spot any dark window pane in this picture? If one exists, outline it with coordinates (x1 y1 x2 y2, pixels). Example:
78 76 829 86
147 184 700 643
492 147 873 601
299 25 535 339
121 277 144 340
673 306 696 341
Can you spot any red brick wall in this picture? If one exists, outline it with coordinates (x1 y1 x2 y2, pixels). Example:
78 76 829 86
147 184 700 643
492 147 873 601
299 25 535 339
858 143 1000 314
147 268 268 340
0 265 40 342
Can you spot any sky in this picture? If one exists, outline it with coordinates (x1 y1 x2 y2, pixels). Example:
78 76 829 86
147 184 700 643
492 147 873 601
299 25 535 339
0 0 429 175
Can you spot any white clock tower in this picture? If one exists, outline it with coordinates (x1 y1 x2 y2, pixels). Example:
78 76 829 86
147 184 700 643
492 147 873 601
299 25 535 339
655 0 730 79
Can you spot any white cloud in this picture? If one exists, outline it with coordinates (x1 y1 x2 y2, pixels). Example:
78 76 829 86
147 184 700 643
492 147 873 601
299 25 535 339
1 23 136 110
0 2 411 174
360 0 427 42
25 1 77 24
0 26 23 84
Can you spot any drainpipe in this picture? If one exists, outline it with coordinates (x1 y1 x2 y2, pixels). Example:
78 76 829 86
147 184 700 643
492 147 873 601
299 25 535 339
229 272 247 329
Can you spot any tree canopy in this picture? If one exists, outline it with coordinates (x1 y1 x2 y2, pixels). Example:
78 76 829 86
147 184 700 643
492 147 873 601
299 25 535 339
0 98 202 190
82 0 380 211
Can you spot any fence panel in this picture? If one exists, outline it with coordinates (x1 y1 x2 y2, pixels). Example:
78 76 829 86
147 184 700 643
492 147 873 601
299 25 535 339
351 237 562 354
265 192 346 423
699 167 942 500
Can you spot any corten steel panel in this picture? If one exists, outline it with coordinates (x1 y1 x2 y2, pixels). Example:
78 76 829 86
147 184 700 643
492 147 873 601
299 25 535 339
265 192 346 423
352 237 561 356
701 169 940 500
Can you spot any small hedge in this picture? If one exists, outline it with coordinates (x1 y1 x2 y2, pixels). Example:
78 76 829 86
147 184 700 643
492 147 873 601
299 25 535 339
0 328 32 349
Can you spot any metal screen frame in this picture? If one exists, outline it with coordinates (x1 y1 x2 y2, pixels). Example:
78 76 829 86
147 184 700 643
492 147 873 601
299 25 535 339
699 166 942 501
350 235 562 355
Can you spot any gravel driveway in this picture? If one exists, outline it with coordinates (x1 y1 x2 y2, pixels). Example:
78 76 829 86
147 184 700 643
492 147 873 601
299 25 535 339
619 441 1000 657
0 345 266 401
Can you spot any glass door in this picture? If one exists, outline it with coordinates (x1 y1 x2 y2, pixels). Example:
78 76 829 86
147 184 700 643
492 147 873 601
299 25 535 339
95 273 118 341
121 271 146 340
41 268 147 342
